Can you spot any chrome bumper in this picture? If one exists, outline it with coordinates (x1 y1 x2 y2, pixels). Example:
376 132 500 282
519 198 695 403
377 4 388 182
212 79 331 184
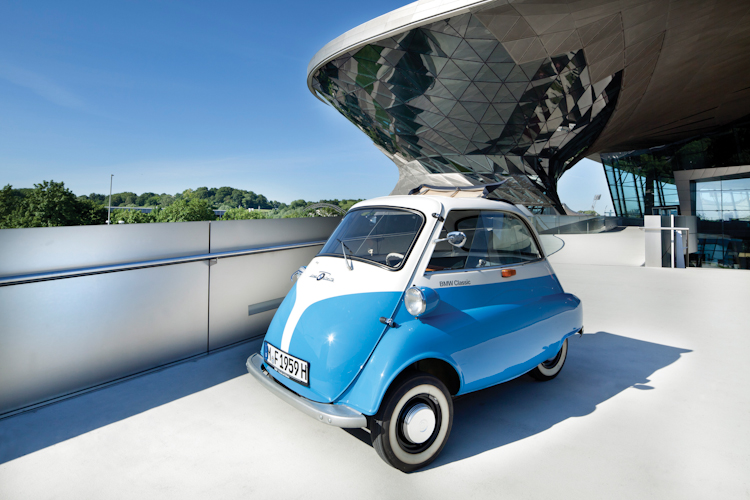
246 353 368 429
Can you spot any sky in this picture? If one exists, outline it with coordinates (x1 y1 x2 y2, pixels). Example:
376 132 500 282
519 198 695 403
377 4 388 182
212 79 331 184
0 0 612 212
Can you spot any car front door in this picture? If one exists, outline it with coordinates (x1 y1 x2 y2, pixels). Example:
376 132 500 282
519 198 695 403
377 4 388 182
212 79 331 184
411 209 562 393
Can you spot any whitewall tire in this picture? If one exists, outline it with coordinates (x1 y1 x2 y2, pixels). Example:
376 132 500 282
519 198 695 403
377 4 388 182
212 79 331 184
370 373 453 472
529 338 568 381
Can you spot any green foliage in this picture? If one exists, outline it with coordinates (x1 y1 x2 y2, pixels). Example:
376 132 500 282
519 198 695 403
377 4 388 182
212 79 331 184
282 210 306 218
221 207 267 220
170 186 273 210
110 209 153 224
0 181 106 228
311 206 343 217
339 200 360 211
159 193 175 206
16 180 81 227
86 186 361 213
0 185 24 227
136 192 161 206
79 192 107 204
78 198 109 225
1 180 362 228
152 198 216 222
109 191 139 207
319 199 361 211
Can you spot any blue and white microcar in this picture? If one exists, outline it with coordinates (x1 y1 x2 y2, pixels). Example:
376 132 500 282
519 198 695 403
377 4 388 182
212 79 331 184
247 192 583 471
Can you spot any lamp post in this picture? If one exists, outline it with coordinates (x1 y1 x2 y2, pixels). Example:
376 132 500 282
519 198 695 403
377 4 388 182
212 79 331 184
107 174 113 224
591 194 601 213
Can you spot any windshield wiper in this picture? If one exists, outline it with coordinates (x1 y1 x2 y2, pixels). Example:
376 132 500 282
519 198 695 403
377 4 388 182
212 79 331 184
337 238 354 271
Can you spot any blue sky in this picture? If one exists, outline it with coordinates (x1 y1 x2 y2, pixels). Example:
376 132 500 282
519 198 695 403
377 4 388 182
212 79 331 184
0 0 612 212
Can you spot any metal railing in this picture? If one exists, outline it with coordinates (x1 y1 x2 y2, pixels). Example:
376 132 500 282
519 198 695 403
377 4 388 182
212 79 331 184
0 217 340 417
0 240 326 287
530 215 642 235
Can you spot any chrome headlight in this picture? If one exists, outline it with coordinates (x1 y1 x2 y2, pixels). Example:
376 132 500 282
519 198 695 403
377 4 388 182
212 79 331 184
404 287 427 316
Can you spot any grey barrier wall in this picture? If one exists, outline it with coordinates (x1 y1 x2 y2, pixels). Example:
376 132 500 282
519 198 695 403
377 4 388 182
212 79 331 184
207 218 342 350
0 218 340 417
531 215 643 235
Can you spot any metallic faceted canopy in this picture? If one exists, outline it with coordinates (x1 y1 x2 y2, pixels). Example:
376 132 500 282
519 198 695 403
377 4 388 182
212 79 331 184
308 0 750 213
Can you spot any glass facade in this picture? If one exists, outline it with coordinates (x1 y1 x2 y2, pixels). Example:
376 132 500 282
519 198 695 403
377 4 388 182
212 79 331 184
602 154 679 217
694 178 750 269
601 116 750 269
312 13 622 212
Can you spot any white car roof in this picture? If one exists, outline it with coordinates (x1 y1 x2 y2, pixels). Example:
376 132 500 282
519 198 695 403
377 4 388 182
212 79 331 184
351 195 528 220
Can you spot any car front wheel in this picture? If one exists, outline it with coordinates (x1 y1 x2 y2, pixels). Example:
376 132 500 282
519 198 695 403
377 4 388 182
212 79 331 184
369 373 453 472
529 338 568 381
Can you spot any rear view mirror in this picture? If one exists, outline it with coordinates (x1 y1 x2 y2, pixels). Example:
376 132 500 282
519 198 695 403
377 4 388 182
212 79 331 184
446 231 467 247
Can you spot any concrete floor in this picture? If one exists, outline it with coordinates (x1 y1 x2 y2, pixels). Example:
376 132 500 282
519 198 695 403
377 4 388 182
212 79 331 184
1 262 749 499
547 226 646 267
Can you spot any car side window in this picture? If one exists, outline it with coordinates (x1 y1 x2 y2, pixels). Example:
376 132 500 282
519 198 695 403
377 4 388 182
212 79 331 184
481 212 541 266
425 210 540 272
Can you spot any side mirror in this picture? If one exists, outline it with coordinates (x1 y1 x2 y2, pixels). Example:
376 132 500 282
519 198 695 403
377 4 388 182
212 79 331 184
446 231 467 247
434 231 467 247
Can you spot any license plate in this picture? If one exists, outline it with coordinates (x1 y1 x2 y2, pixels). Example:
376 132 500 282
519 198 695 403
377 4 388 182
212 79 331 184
265 343 309 386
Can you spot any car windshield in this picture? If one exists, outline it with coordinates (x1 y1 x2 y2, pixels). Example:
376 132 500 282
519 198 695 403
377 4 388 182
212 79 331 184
319 208 424 269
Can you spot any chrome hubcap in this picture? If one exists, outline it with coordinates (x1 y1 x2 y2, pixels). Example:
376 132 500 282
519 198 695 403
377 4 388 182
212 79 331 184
402 403 436 444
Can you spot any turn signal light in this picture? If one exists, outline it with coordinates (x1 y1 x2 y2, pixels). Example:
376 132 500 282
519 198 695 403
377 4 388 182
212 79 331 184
501 269 516 278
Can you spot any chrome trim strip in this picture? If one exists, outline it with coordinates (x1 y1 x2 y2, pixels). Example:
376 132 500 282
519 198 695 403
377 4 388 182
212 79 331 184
0 240 327 286
248 298 285 316
246 353 368 428
424 257 545 275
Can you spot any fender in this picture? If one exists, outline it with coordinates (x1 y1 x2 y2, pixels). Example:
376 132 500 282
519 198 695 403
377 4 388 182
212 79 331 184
335 316 465 416
336 291 582 416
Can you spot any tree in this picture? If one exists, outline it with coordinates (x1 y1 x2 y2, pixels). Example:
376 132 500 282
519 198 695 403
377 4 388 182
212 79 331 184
1 180 361 226
221 207 267 220
193 187 215 201
108 191 138 207
159 193 175 206
4 180 107 227
152 198 216 222
79 193 107 204
136 192 160 207
0 184 25 228
215 186 233 203
110 209 153 224
78 198 109 225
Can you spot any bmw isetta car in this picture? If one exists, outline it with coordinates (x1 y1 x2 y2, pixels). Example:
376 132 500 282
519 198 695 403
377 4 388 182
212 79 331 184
247 187 583 472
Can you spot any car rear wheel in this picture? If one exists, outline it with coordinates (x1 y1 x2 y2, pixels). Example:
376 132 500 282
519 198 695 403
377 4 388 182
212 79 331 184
529 338 568 381
369 373 453 472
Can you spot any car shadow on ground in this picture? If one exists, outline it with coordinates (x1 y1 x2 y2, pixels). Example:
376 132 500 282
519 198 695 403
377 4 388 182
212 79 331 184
424 331 690 470
342 332 690 470
0 338 263 464
1 332 688 468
